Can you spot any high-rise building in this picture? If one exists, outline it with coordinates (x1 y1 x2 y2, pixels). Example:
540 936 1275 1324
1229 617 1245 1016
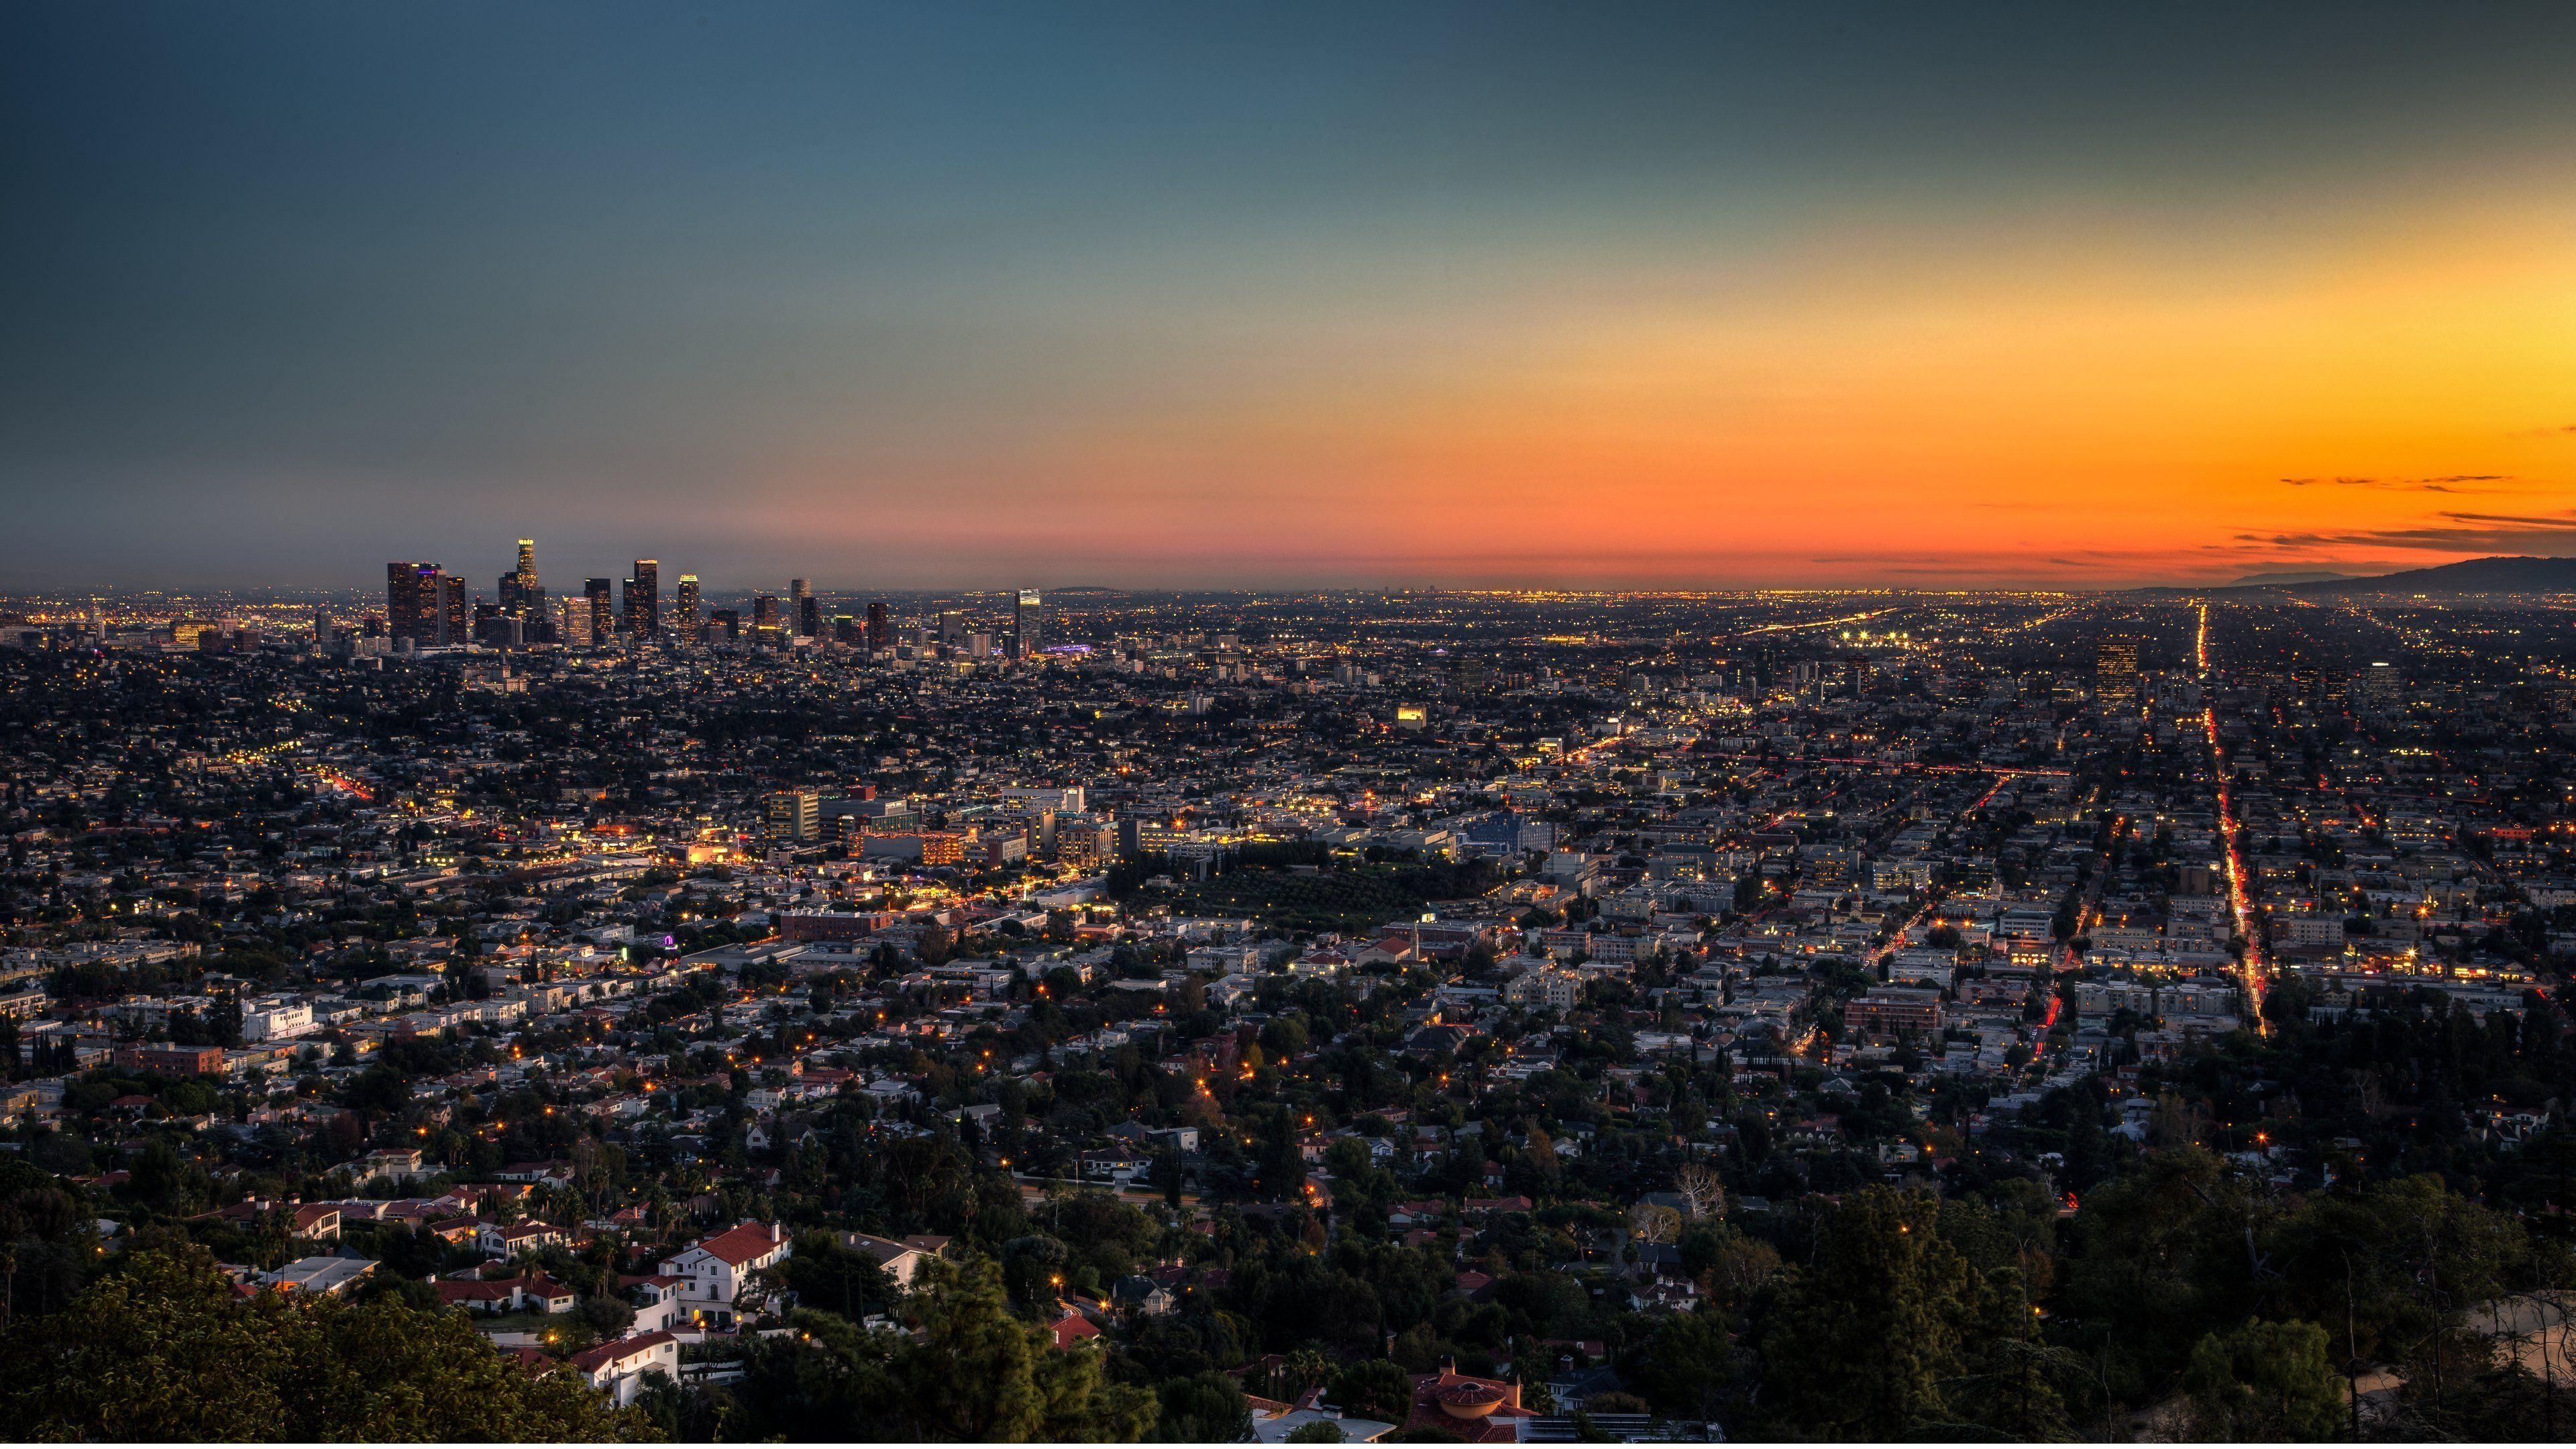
751 592 781 642
866 601 890 652
626 559 660 639
559 596 592 646
2096 639 2139 706
2356 661 2403 712
386 562 441 645
584 578 614 645
676 575 702 641
789 579 817 638
439 574 469 645
496 539 541 635
1015 588 1044 657
765 788 820 843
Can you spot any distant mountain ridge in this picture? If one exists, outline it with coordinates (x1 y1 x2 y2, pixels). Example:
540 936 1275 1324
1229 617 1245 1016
2229 569 2351 586
2275 555 2576 594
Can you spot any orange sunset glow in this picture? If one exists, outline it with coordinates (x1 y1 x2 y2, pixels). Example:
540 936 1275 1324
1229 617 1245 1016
7 4 2576 590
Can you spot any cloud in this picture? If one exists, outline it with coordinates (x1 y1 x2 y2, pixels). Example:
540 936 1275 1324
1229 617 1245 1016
2278 474 2514 494
2236 507 2576 555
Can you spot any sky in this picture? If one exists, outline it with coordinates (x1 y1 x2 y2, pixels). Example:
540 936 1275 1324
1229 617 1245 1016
3 2 2575 592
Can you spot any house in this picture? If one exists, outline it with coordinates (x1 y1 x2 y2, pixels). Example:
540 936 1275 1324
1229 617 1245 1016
434 1273 578 1316
619 1273 689 1333
258 1256 375 1297
841 1231 950 1290
568 1330 681 1407
477 1220 566 1257
659 1220 792 1326
1401 1360 1537 1444
495 1161 575 1189
425 1216 483 1245
1049 1308 1103 1350
1112 1274 1175 1317
1254 1386 1398 1444
353 1147 433 1184
290 1204 342 1240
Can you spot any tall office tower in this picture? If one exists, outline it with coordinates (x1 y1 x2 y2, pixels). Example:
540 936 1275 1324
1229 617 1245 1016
938 609 966 647
498 539 541 633
765 788 820 844
1015 588 1044 657
627 559 661 637
386 562 441 645
439 574 470 645
832 614 861 646
560 596 592 646
2096 639 2140 706
866 601 889 651
751 592 781 641
675 575 702 641
789 578 816 638
2356 661 2403 712
584 578 614 644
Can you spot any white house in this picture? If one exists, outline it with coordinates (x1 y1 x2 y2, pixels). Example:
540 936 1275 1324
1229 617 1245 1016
657 1221 792 1326
568 1329 680 1406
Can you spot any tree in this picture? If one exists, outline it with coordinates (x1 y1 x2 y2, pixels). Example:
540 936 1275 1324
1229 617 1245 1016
1330 1359 1414 1424
918 921 954 966
1623 1309 1735 1420
782 1232 899 1320
1 1248 652 1440
1629 1203 1682 1247
1156 1370 1252 1442
2183 1318 2343 1441
1756 1187 1976 1437
894 1258 1154 1440
1672 1163 1723 1221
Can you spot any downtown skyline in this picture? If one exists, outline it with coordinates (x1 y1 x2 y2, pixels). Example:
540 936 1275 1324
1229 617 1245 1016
7 1 2576 592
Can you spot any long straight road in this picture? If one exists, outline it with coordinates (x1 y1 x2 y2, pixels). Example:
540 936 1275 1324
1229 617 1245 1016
2196 602 2268 1033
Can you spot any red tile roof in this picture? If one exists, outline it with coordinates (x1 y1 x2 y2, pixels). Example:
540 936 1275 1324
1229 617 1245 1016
689 1221 786 1267
568 1329 676 1374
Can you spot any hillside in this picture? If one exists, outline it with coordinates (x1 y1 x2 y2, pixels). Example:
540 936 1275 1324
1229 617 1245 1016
2286 555 2576 594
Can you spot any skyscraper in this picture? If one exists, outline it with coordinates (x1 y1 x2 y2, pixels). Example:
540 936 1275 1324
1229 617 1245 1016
866 601 889 652
439 573 469 645
2096 639 2140 706
1016 588 1044 658
627 559 659 639
751 592 780 642
676 574 702 642
516 539 537 595
560 595 592 647
584 578 614 645
792 578 820 639
386 561 440 645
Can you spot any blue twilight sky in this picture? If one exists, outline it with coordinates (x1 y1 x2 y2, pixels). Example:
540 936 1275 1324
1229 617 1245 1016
5 3 2576 591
